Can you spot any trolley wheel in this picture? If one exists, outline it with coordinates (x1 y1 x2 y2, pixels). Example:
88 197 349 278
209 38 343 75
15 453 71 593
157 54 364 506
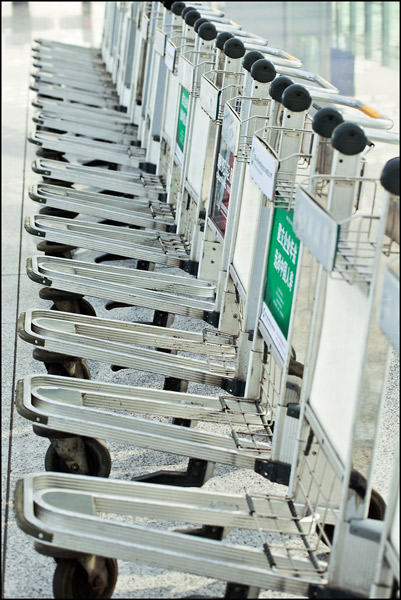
50 298 97 317
322 487 386 546
46 358 91 380
45 438 112 477
53 557 118 599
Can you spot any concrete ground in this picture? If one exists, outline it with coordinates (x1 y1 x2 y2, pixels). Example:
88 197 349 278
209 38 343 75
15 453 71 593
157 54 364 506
1 2 399 599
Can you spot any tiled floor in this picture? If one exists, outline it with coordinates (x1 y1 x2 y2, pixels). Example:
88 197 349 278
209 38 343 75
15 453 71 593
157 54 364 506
1 2 399 599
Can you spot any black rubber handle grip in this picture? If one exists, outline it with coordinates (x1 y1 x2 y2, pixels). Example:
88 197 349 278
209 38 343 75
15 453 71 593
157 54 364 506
281 84 312 112
184 9 201 26
171 1 185 15
250 58 276 83
198 22 217 41
312 107 344 138
269 76 294 102
194 17 209 33
223 37 246 59
242 51 264 73
216 31 234 51
380 157 399 196
331 122 368 156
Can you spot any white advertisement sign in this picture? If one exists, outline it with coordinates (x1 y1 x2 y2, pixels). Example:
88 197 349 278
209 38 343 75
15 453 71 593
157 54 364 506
293 186 339 271
260 303 287 361
200 76 219 121
154 29 166 56
249 135 278 202
165 40 176 72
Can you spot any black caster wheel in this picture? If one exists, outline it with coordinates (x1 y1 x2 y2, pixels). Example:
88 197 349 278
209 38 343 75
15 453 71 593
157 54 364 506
45 437 112 477
46 359 91 380
50 299 97 317
39 205 79 219
40 288 97 317
53 557 118 599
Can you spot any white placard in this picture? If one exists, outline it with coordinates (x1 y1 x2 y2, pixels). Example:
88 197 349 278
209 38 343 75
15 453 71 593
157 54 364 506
309 278 369 465
249 135 278 201
154 29 166 56
221 103 240 150
200 75 219 121
293 186 339 271
165 40 176 72
178 56 193 93
260 303 287 361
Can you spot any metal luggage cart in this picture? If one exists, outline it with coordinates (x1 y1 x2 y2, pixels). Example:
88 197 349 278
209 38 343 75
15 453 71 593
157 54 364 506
291 154 400 598
24 214 192 264
23 41 299 314
369 265 399 597
18 303 240 381
23 67 309 331
15 114 381 487
31 158 165 198
26 9 223 233
27 19 225 264
32 110 138 146
28 185 176 230
29 5 163 163
13 152 400 600
30 67 117 96
28 130 147 169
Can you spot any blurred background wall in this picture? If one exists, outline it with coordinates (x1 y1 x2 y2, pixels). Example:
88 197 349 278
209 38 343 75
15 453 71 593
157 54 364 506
211 1 399 131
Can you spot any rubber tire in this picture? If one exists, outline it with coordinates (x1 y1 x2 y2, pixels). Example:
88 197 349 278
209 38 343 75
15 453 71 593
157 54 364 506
45 437 112 477
53 557 118 599
50 298 97 317
46 359 91 380
322 487 386 546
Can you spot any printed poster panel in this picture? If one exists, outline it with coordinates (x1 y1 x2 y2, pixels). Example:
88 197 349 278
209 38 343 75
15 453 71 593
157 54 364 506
175 87 189 166
260 208 300 361
165 39 176 71
293 186 338 271
249 135 278 201
210 105 239 236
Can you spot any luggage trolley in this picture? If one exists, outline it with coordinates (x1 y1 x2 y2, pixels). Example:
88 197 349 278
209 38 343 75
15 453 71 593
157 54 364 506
24 40 307 322
17 97 334 482
31 6 139 144
15 110 386 485
20 78 323 392
27 7 203 266
26 10 233 258
27 14 272 239
291 151 400 597
31 3 135 109
13 154 399 599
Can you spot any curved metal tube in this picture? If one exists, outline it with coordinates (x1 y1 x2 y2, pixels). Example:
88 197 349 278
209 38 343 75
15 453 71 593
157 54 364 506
311 92 394 130
242 42 303 68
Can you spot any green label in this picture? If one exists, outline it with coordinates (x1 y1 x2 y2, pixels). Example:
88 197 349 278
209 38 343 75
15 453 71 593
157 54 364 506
175 87 189 165
260 208 300 359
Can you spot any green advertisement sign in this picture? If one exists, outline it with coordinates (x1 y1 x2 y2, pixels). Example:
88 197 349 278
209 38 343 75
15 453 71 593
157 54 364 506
260 208 300 360
175 87 189 166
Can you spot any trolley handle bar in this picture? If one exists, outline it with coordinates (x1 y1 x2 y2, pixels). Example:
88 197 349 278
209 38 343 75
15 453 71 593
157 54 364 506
242 42 303 68
311 92 394 130
276 67 338 93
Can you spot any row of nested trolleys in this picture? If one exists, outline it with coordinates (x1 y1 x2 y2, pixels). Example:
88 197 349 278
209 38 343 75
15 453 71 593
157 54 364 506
13 2 400 599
